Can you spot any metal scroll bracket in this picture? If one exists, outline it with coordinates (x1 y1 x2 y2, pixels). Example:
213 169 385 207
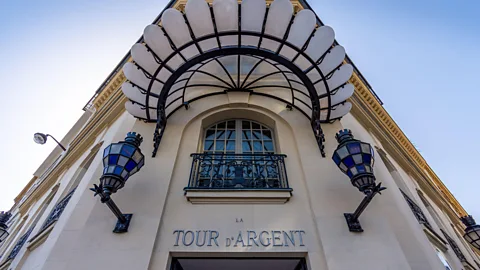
152 106 167 158
311 117 326 157
344 183 387 232
90 184 133 233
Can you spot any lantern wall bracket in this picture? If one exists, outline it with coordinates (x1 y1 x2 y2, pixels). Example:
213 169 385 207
344 183 387 232
90 184 133 233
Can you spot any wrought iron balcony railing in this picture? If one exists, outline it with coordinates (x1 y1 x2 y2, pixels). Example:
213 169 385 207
40 188 76 231
187 153 290 190
441 229 467 263
7 227 33 261
400 190 432 228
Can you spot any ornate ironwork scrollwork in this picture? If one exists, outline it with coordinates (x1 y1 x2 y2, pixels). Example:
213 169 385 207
187 153 290 190
152 106 167 157
441 229 467 263
40 188 76 231
311 118 326 157
400 190 432 228
7 227 33 260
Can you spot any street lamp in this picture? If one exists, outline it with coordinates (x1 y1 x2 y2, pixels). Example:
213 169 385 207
332 129 386 232
0 211 12 242
33 133 66 151
90 132 145 233
460 215 480 250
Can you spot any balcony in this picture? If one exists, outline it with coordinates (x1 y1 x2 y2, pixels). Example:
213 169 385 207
184 153 292 204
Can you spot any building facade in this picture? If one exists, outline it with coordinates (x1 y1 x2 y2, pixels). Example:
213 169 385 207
1 0 479 269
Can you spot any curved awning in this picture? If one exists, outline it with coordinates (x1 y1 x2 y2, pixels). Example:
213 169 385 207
122 0 354 157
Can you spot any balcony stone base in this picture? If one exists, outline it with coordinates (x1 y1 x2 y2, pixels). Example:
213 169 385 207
184 189 293 204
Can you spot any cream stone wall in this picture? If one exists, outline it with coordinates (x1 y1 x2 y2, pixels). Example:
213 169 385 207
2 95 478 270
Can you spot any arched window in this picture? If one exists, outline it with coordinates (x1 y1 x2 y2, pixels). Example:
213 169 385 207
189 120 286 189
203 120 275 154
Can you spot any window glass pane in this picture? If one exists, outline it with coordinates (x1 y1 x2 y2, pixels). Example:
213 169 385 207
242 131 251 140
252 122 261 129
252 130 262 140
253 141 262 151
217 122 226 129
216 130 225 139
242 121 251 129
227 121 235 129
204 140 214 151
226 141 235 151
242 141 253 152
226 130 235 140
215 141 225 151
264 141 274 151
205 129 215 140
262 130 272 140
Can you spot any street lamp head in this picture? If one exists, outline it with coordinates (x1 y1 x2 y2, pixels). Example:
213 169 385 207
461 215 480 250
332 129 376 194
100 132 145 196
33 132 48 145
0 211 11 243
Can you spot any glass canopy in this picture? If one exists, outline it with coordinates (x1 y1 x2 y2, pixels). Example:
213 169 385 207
121 0 354 156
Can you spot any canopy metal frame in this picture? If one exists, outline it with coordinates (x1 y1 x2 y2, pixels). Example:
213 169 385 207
132 4 335 157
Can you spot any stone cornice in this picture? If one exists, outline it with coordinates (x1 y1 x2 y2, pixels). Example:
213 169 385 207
349 72 467 221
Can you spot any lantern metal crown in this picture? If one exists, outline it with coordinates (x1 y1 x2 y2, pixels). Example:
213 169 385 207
461 215 480 250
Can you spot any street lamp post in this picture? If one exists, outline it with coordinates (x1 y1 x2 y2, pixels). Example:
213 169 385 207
33 133 66 151
90 132 145 233
332 129 386 232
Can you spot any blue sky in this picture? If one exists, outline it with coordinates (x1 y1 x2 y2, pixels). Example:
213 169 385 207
0 0 478 220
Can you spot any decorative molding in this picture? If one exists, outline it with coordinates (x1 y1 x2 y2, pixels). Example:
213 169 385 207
185 190 292 204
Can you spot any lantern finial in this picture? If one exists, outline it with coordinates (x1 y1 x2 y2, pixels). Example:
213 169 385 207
335 129 355 145
461 215 476 227
0 212 11 228
124 132 143 147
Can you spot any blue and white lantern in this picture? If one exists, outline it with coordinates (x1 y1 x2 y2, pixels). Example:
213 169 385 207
0 211 11 242
101 132 145 195
461 215 480 250
332 129 376 193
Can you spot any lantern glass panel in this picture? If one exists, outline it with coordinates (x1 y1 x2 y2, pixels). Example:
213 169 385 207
109 155 119 165
121 144 135 158
103 145 111 157
347 143 361 154
130 166 139 175
138 159 145 170
337 146 349 159
339 163 348 172
103 156 108 167
132 151 143 163
333 153 341 165
107 166 115 174
125 160 136 172
353 154 362 164
118 156 129 167
110 144 122 154
344 156 355 167
363 154 371 164
114 166 123 176
350 167 358 175
361 143 370 154
0 229 8 242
